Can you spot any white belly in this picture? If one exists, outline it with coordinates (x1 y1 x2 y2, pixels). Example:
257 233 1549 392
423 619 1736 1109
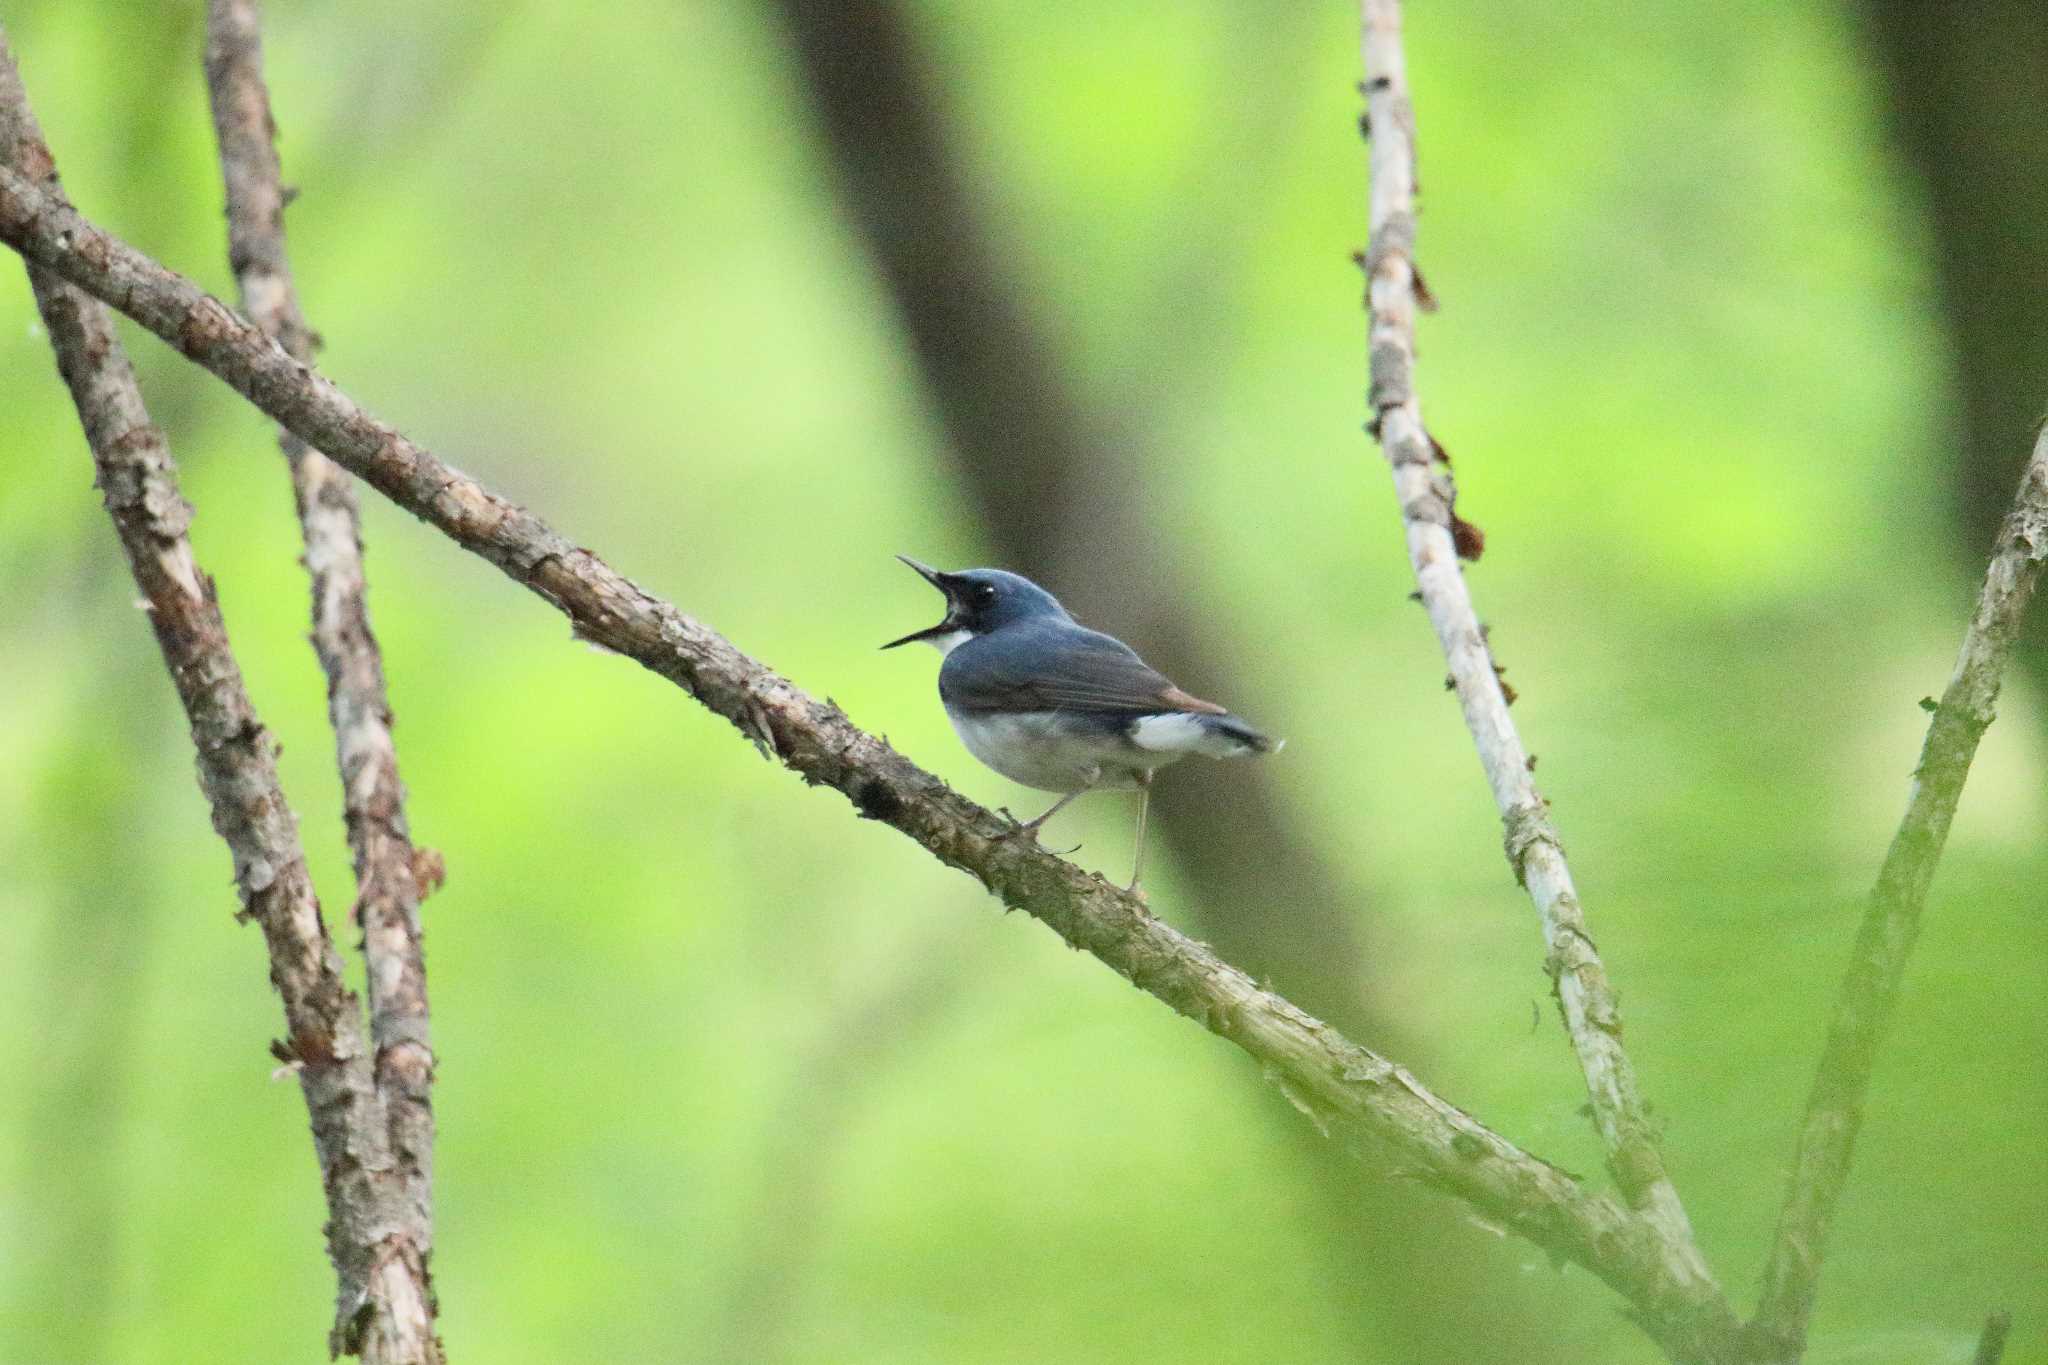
945 709 1179 793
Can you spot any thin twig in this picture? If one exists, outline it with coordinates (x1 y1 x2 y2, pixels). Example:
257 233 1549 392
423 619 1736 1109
1355 0 1712 1276
0 161 1755 1359
201 11 440 1360
1749 434 2048 1356
0 33 432 1363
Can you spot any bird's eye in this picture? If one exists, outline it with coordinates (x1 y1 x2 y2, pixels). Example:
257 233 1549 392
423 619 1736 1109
973 584 997 607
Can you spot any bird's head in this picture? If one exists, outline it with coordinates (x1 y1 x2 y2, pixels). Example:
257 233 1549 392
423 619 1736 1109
882 557 1070 652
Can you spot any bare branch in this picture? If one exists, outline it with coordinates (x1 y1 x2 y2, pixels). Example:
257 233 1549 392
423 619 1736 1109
201 10 440 1357
0 32 432 1362
1354 0 1712 1274
204 0 315 359
0 160 1757 1358
1750 433 2048 1355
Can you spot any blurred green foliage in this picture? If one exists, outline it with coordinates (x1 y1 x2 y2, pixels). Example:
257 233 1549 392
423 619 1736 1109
0 2 2042 1362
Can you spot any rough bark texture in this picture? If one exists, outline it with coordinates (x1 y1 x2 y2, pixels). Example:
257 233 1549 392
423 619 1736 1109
764 3 1569 1357
0 161 1760 1352
0 30 432 1361
1749 432 2048 1358
1355 0 1710 1277
202 10 441 1359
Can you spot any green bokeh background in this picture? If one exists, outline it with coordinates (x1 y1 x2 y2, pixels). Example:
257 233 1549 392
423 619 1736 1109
1 2 2042 1362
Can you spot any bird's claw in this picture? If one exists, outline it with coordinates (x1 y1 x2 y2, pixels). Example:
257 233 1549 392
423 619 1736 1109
995 808 1045 842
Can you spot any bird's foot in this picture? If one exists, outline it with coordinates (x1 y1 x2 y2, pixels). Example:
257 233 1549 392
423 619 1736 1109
993 811 1080 857
996 807 1046 840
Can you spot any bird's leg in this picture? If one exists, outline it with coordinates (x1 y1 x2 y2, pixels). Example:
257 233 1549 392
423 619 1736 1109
1006 769 1097 842
1018 788 1083 833
1126 769 1153 897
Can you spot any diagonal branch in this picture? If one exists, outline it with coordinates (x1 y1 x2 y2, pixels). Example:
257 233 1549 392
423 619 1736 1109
1354 0 1712 1274
0 33 433 1364
0 160 1753 1360
201 9 441 1357
1750 430 2048 1356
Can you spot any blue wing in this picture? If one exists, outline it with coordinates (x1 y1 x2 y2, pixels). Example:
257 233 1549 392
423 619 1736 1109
939 620 1225 717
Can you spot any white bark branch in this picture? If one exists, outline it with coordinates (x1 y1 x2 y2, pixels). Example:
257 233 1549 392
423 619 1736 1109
1356 0 1713 1278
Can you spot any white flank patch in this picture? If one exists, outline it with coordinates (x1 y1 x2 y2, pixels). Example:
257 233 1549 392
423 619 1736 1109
949 709 1139 791
1131 712 1233 756
924 629 973 657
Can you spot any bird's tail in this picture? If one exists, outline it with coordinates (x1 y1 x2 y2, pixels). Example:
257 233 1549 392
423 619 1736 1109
1201 713 1284 758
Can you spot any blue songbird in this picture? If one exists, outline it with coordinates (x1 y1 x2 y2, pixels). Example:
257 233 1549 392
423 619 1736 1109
885 556 1281 893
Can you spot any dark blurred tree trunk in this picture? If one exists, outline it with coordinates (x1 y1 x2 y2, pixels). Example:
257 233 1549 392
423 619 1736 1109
764 3 1573 1358
1860 0 2048 674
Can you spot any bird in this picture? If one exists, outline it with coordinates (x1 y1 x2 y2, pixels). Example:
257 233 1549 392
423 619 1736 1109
883 556 1282 894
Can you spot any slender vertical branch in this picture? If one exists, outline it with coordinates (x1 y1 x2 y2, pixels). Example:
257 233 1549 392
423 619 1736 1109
1354 0 1711 1275
0 28 432 1363
1750 432 2048 1356
202 9 441 1359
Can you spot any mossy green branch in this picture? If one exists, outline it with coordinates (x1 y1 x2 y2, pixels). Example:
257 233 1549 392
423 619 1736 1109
1752 428 2048 1356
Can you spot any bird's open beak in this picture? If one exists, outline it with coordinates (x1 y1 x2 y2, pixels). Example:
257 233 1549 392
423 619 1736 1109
882 555 961 649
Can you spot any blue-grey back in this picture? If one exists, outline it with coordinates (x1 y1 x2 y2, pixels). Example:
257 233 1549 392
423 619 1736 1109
940 618 1181 717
